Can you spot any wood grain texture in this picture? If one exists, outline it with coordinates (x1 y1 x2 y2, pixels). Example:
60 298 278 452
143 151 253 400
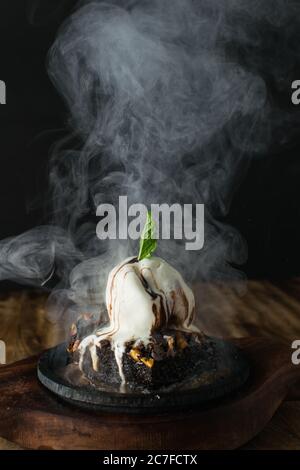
0 290 62 363
0 280 300 449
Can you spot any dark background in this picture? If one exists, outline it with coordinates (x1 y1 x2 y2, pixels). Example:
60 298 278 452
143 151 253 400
0 0 300 285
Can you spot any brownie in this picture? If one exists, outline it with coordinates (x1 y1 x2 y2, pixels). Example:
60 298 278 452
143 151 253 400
79 330 209 391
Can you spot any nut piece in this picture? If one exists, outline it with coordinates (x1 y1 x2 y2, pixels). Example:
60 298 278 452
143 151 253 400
164 335 175 356
176 332 188 350
129 348 155 368
70 323 77 336
67 339 80 353
141 357 154 368
129 348 142 362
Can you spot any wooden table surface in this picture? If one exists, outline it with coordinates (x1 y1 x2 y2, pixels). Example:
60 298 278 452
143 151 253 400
1 280 300 450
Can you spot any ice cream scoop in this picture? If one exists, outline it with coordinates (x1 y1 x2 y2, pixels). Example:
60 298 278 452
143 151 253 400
79 256 199 383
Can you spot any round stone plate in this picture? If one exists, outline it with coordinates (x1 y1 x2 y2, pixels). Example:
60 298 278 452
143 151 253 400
37 337 250 414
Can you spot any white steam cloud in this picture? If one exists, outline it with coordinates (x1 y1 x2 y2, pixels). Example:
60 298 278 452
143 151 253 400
0 0 298 332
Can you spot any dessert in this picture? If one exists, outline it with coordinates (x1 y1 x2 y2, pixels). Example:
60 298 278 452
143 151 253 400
68 256 206 391
68 214 206 392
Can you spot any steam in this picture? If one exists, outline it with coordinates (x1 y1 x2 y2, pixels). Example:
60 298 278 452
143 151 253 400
0 0 297 331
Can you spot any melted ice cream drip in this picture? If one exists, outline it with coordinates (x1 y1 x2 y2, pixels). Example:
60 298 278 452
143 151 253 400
79 257 199 386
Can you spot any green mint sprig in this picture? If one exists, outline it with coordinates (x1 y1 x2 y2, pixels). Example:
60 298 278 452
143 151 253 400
138 211 157 261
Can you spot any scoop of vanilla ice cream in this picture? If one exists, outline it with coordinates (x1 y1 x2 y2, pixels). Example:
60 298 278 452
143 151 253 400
104 256 197 346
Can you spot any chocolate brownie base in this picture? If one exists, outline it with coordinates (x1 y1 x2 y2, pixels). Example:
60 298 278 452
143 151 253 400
79 330 215 391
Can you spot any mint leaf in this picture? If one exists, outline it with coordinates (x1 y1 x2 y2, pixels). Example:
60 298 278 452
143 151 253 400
138 211 157 261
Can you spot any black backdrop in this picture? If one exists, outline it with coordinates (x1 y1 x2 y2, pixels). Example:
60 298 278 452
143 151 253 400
0 0 300 285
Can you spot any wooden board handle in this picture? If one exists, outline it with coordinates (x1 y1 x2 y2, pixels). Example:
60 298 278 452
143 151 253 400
0 337 300 450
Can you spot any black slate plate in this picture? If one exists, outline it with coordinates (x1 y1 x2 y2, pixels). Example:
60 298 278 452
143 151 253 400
37 337 250 414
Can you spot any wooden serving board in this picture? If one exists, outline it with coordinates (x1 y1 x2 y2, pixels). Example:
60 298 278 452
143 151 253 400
0 336 300 450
